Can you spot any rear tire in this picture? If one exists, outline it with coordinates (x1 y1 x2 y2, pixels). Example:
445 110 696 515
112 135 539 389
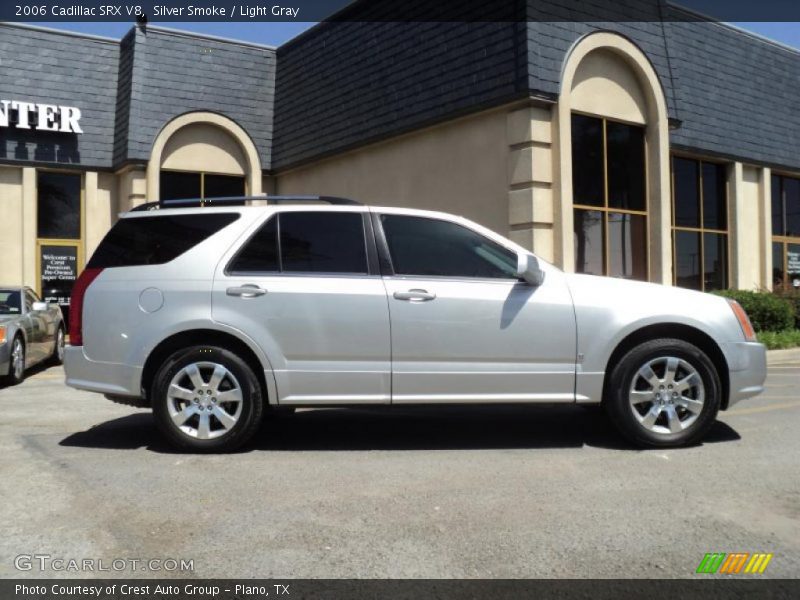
152 345 264 452
605 338 721 448
50 325 65 366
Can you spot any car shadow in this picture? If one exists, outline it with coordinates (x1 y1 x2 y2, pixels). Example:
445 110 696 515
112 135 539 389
58 405 741 454
0 361 58 391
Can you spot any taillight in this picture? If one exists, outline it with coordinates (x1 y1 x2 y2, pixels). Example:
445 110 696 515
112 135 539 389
68 267 103 346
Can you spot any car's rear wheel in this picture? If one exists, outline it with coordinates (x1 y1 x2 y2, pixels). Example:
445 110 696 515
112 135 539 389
4 336 25 386
50 325 65 365
605 338 721 448
152 346 264 452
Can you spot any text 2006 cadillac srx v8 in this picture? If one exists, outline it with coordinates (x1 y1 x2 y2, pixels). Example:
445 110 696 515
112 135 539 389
64 196 766 452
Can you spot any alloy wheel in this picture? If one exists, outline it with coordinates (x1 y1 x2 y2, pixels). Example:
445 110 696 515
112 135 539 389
166 361 244 440
12 338 24 380
56 329 65 362
628 356 705 435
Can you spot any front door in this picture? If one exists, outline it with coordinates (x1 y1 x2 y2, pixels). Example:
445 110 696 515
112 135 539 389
212 209 391 404
376 212 577 403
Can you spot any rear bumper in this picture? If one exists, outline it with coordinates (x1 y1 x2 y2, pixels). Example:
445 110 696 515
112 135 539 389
722 341 767 409
64 345 143 398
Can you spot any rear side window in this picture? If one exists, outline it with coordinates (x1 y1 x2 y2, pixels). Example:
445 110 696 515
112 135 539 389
228 212 368 275
87 213 239 268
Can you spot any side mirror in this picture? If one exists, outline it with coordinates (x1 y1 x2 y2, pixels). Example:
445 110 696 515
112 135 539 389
516 253 545 286
31 301 48 312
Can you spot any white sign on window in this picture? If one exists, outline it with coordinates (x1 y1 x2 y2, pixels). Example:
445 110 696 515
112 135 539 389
0 99 82 134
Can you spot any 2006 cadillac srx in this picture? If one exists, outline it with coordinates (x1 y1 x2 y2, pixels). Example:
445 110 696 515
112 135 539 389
64 196 767 452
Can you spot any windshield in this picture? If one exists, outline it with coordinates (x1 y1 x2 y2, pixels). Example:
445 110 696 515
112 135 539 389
0 290 22 315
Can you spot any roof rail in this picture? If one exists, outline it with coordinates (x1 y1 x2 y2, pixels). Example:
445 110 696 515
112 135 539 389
129 195 362 212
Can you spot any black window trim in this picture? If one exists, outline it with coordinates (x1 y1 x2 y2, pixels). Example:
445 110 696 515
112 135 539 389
225 210 378 278
373 212 523 283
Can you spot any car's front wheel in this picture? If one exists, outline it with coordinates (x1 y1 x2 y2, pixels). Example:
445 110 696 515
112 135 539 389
152 346 264 452
4 336 25 386
605 338 721 448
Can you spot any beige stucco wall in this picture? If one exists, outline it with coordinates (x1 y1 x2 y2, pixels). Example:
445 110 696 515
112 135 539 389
570 49 647 125
161 122 247 176
0 167 23 285
275 108 511 235
85 171 118 259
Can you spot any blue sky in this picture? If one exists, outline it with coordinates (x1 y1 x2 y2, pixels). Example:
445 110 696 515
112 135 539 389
33 21 800 51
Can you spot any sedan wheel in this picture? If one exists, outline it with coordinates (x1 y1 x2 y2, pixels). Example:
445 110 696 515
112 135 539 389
152 346 264 452
52 327 65 365
5 337 25 385
606 338 720 448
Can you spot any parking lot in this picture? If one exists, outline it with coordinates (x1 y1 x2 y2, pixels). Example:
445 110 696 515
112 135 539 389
1 358 798 579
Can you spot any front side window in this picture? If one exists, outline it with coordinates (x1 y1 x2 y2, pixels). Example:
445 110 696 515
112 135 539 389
672 157 729 292
571 114 647 280
229 212 368 275
772 174 800 289
380 214 518 279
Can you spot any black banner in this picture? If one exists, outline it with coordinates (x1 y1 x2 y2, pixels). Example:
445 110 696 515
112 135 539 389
3 579 800 600
4 0 800 23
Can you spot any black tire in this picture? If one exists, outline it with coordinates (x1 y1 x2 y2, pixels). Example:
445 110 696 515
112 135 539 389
50 325 65 366
605 338 721 448
4 336 25 386
151 345 264 452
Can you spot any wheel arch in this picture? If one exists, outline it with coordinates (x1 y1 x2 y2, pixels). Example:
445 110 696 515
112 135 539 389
603 323 730 410
141 329 273 406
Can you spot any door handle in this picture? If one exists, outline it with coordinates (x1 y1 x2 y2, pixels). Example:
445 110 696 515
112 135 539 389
393 289 436 302
226 285 267 298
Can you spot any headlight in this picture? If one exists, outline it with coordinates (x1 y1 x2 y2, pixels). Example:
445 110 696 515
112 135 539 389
727 299 757 342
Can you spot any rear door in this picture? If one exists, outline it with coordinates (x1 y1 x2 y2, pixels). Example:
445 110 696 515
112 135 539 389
212 208 391 405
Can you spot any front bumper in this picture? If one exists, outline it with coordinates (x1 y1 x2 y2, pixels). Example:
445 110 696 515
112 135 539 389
722 341 767 409
64 345 143 397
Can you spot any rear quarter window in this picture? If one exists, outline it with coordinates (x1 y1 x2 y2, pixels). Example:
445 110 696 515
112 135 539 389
87 213 239 268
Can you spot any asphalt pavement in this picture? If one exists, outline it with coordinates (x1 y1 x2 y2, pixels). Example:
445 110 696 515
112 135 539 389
1 358 798 579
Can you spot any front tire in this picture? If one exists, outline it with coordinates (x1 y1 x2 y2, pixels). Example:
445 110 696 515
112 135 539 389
605 338 721 448
4 336 25 386
152 346 264 452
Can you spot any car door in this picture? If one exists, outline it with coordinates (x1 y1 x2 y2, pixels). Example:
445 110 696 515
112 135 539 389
375 211 577 403
212 208 391 405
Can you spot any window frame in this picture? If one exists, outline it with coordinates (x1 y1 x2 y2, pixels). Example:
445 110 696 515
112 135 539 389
571 111 650 280
670 154 730 292
373 213 522 283
35 168 85 300
160 168 247 205
771 172 800 290
226 211 378 278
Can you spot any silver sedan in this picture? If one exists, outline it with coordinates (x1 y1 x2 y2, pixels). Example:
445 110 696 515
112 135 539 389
0 286 65 385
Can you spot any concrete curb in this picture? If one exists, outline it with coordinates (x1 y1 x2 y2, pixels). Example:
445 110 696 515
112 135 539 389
766 347 800 366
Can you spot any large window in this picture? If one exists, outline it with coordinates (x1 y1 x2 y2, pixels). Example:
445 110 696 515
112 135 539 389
228 212 368 275
380 215 518 279
572 113 647 280
37 172 81 239
772 174 800 290
671 157 728 292
160 170 245 203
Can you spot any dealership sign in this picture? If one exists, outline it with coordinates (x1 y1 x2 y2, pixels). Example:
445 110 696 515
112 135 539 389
0 99 82 134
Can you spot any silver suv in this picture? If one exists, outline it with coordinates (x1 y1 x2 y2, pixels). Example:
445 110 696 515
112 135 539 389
64 196 766 452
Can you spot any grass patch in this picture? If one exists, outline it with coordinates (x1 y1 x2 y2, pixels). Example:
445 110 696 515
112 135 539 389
757 330 800 350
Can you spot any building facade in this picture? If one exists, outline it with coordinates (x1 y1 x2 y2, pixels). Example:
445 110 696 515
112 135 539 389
1 0 799 324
